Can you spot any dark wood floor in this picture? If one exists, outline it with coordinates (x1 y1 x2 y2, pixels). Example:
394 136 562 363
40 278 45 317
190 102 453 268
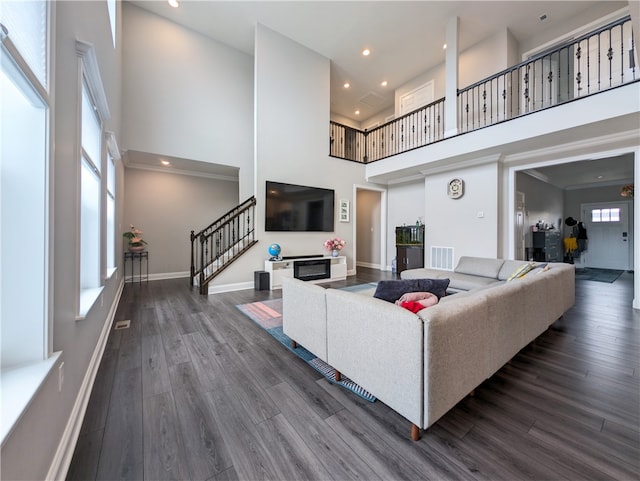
67 268 640 481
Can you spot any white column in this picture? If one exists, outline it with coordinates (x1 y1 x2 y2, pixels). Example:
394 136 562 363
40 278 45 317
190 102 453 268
444 16 459 137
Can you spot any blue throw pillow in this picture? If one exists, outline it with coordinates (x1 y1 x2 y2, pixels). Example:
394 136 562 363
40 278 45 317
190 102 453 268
374 278 450 303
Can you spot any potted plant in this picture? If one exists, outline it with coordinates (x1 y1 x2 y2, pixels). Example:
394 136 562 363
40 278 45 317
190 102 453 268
123 224 148 252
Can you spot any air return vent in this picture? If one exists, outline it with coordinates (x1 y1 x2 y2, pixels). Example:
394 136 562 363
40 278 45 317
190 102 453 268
430 246 454 270
114 320 131 330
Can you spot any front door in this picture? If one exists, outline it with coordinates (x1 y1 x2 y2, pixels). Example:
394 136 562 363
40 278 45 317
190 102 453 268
581 201 632 269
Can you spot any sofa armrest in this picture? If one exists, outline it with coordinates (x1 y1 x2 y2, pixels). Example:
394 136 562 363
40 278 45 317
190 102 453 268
282 277 328 361
420 293 492 429
326 289 424 427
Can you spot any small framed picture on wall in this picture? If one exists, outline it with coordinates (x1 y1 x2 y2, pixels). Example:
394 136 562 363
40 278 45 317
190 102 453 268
339 199 350 222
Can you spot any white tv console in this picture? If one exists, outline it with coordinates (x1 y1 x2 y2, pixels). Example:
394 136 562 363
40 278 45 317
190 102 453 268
264 255 347 290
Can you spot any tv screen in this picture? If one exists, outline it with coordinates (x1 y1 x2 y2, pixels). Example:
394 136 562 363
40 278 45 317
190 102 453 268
265 181 335 232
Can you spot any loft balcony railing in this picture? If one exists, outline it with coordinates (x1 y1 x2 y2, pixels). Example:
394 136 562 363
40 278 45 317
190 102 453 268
330 15 637 163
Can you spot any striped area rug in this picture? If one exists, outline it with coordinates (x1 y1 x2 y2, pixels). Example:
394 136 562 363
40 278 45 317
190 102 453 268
236 296 376 402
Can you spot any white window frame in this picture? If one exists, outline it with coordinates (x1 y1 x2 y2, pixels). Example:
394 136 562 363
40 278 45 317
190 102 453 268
76 40 110 319
0 0 60 443
105 131 119 278
107 0 116 48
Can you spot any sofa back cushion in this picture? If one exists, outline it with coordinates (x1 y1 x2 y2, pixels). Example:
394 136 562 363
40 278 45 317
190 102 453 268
497 259 530 281
454 256 504 279
373 278 450 303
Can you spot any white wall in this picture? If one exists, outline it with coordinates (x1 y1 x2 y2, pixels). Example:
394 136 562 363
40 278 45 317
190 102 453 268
386 181 425 269
518 2 629 57
516 172 564 250
211 24 371 286
425 162 499 265
121 3 254 199
1 1 124 480
459 28 515 88
123 168 239 277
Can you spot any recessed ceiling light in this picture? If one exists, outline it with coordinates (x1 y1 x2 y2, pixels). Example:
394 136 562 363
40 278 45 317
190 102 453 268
355 110 360 115
596 175 604 179
161 160 171 166
168 0 179 8
443 43 447 50
362 49 370 56
381 81 388 87
344 82 350 88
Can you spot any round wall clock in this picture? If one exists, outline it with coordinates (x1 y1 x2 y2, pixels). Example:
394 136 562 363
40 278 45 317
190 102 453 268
448 178 464 199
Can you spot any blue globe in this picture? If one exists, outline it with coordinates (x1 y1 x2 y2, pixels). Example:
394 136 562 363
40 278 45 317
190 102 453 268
268 243 281 259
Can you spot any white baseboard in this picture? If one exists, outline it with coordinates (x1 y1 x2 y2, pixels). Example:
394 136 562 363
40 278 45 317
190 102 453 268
149 271 190 281
47 279 125 481
355 261 383 270
207 281 254 294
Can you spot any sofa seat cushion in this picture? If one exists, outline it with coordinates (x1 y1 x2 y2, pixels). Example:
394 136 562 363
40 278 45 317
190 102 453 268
445 273 503 291
454 256 505 278
374 278 450 303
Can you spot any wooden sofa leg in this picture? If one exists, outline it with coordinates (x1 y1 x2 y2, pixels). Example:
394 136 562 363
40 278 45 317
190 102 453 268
411 424 421 441
335 370 341 382
291 340 297 349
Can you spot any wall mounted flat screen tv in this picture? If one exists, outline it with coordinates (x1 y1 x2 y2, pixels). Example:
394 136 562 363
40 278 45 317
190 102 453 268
265 181 335 232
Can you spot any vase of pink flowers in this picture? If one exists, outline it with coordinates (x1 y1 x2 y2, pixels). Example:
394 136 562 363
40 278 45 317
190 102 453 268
324 237 345 257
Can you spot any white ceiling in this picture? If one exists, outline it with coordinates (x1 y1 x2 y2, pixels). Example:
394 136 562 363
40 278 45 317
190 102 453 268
129 0 627 122
125 0 634 188
523 153 634 190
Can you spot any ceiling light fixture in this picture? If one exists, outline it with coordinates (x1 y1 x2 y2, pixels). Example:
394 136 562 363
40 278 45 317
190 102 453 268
355 110 360 115
161 160 171 166
596 175 604 179
344 82 350 88
381 81 388 87
443 43 447 50
168 0 179 8
362 49 370 56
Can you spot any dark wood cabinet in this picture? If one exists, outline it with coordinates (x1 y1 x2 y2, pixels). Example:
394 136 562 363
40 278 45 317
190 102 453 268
396 225 424 273
532 231 561 262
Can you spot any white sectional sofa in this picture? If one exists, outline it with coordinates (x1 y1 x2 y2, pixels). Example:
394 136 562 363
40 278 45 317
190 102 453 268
282 257 575 441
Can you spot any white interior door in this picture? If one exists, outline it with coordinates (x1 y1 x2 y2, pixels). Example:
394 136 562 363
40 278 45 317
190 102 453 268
582 201 631 269
399 80 435 115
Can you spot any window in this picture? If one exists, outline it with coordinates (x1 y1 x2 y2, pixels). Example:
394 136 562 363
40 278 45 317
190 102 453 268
80 83 102 292
1 38 49 368
591 208 621 223
0 0 59 442
107 0 116 48
77 40 111 318
105 133 119 276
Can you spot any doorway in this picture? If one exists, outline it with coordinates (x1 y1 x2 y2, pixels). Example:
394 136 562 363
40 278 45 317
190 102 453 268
354 187 386 271
581 201 633 270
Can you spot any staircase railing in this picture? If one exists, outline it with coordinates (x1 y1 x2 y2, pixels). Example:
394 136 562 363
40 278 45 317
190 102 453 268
190 196 258 294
